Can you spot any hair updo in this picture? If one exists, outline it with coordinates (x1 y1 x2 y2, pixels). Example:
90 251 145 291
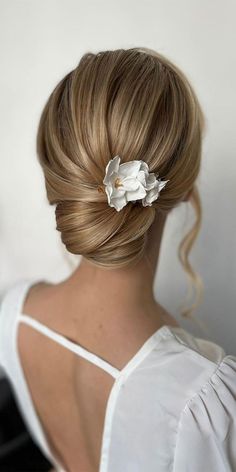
36 47 205 318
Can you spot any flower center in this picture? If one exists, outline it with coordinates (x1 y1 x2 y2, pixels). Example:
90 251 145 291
114 177 123 188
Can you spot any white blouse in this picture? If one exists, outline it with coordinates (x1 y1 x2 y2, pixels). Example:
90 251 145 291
0 278 236 472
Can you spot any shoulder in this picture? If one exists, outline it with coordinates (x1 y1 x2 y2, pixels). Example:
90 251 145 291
164 327 236 469
173 353 236 469
167 325 226 364
21 280 52 315
152 325 233 416
0 278 50 318
0 277 46 366
0 278 29 334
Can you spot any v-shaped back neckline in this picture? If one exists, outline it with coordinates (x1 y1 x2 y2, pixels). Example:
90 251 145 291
18 313 121 379
18 313 172 379
13 278 177 472
16 278 174 380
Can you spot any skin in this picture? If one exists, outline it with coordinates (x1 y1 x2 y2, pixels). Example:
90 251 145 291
49 190 191 333
48 211 174 472
23 191 191 472
60 210 178 329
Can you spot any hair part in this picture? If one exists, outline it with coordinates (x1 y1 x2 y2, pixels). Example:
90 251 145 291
36 46 206 321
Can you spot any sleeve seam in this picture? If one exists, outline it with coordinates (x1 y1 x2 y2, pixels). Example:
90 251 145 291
169 328 225 367
172 358 223 471
181 354 229 414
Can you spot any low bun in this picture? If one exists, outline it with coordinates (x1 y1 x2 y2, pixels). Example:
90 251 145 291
55 200 156 269
37 46 205 317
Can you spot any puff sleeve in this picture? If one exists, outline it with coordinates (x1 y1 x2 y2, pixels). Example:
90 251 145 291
174 355 236 472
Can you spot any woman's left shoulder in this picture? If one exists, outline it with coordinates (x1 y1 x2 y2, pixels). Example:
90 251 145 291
174 354 236 471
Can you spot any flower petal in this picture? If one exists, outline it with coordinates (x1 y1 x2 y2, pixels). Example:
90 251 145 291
111 186 126 198
144 173 157 190
140 161 149 177
126 183 147 202
121 177 140 191
137 170 147 187
110 195 127 212
142 187 159 206
119 160 141 178
139 161 150 174
103 155 121 184
158 179 169 191
104 184 113 204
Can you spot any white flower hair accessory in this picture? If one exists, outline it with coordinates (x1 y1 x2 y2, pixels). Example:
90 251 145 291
102 155 169 212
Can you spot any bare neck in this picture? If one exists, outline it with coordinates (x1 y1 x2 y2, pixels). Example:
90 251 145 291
53 210 172 325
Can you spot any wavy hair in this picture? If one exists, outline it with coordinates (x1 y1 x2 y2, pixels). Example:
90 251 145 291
36 47 206 322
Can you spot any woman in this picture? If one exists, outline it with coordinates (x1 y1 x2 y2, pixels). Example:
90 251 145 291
0 47 235 472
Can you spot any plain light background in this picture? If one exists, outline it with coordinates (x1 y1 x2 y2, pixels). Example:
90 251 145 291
0 0 235 357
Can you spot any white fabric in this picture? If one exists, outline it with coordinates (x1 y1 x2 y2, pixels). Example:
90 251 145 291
0 277 236 472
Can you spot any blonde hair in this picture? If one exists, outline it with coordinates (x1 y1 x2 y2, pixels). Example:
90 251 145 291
36 47 206 323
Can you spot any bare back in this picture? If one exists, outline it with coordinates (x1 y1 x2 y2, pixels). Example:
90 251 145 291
18 281 179 472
